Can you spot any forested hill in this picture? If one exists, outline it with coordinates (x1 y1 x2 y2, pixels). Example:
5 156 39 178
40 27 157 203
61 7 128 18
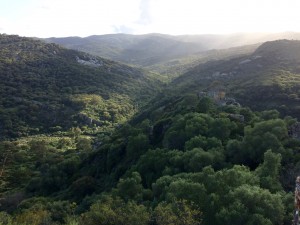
168 39 300 119
44 33 205 67
0 34 162 138
44 32 300 68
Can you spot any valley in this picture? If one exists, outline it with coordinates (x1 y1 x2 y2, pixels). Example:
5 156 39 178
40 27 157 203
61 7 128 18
1 33 300 225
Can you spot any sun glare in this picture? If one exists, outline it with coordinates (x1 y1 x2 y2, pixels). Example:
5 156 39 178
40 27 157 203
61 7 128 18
1 0 300 37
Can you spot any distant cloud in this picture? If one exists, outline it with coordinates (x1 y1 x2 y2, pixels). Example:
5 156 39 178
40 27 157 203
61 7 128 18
138 0 152 25
113 25 136 34
1 0 300 37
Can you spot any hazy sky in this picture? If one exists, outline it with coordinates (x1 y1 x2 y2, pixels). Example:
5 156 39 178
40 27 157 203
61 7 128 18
1 0 300 37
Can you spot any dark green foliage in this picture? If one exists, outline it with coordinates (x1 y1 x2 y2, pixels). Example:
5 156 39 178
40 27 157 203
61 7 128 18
197 97 215 113
126 134 149 161
226 119 288 167
70 176 97 198
255 150 282 192
114 172 143 201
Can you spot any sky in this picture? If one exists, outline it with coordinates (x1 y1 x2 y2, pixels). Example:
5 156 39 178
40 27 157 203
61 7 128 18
1 0 300 38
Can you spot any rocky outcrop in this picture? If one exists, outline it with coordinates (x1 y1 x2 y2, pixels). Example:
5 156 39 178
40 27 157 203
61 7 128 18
77 113 102 126
76 56 103 67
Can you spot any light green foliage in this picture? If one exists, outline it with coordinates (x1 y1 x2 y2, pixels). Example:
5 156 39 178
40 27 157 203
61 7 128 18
154 200 202 225
81 196 150 225
0 212 12 225
14 208 52 225
76 137 92 152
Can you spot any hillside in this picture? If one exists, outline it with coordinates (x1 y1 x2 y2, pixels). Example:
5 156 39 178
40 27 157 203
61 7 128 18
168 39 300 119
45 34 205 67
0 34 162 139
147 43 259 80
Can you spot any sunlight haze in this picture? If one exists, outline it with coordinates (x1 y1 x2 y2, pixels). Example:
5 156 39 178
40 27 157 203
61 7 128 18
1 0 300 37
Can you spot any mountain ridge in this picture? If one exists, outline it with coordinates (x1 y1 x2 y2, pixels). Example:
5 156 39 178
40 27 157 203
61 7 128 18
44 32 300 67
166 39 300 119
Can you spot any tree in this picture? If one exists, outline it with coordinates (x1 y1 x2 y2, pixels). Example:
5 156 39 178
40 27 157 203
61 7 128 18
70 176 96 198
197 97 214 113
126 134 149 160
115 172 143 201
29 140 48 160
0 141 16 179
154 200 202 225
185 135 222 151
216 185 284 225
166 180 207 207
255 150 282 192
0 211 12 224
208 118 236 140
76 137 92 152
226 119 287 167
70 127 82 139
81 195 150 225
15 208 52 225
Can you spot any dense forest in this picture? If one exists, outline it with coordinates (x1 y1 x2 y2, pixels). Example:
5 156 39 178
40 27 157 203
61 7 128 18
1 34 300 225
0 34 162 139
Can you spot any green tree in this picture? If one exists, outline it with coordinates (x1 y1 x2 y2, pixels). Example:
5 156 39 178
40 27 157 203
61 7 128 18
197 97 214 113
154 200 202 225
126 134 149 160
29 140 48 160
255 150 282 192
115 172 143 201
14 208 52 225
76 137 92 152
81 195 150 225
216 185 284 225
208 118 236 140
185 135 222 151
70 176 96 199
0 211 12 225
